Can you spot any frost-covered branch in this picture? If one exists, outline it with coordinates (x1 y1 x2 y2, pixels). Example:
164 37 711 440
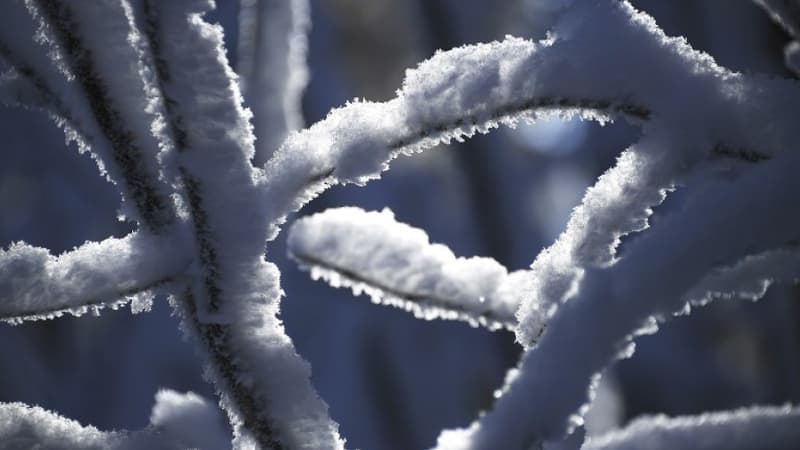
288 207 519 331
260 0 795 240
0 402 142 450
264 0 800 351
26 0 176 231
0 232 191 324
755 0 800 39
436 137 800 449
0 390 230 449
137 1 343 448
238 0 309 166
583 405 800 450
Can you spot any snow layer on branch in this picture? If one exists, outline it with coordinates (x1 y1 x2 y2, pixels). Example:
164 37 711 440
684 247 800 306
238 0 309 166
437 136 800 449
145 2 344 448
0 232 190 323
289 205 799 336
262 0 800 247
0 402 184 449
24 0 176 230
583 405 800 450
288 207 518 330
0 402 128 449
0 394 229 450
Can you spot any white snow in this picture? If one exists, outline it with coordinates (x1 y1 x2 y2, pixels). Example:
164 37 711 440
238 0 309 166
289 207 518 330
584 405 800 450
149 389 231 449
0 232 191 324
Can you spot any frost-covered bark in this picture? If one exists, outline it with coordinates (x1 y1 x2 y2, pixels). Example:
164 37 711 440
755 0 800 74
2 0 800 449
238 0 309 166
0 232 190 323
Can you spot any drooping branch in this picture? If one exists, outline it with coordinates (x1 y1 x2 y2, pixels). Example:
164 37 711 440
288 207 518 331
0 232 191 324
583 405 800 450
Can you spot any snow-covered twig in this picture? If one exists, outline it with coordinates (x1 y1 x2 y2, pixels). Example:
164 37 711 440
583 405 800 450
754 0 800 74
288 207 519 331
0 402 144 450
0 232 190 324
0 70 45 109
755 0 800 39
437 143 800 449
238 0 309 166
0 389 230 449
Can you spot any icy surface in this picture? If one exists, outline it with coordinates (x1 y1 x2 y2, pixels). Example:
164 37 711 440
289 207 518 330
584 405 800 450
